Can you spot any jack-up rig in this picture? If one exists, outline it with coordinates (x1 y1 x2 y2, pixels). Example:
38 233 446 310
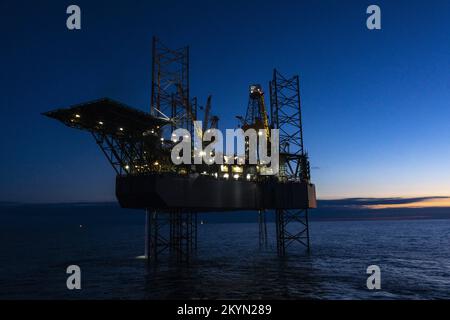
44 37 316 262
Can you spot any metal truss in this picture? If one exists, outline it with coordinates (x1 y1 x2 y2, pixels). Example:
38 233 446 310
270 69 310 182
169 211 198 260
91 131 153 175
270 69 311 254
151 37 192 134
145 210 197 263
275 208 310 255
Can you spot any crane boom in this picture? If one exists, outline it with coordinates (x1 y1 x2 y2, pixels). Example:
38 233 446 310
258 94 270 138
203 95 212 132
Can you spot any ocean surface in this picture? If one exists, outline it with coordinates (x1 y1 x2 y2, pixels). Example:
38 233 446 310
0 204 449 299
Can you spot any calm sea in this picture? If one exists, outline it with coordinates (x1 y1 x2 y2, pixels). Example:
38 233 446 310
0 204 449 299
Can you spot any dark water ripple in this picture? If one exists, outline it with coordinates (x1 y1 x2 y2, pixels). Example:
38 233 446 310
0 212 449 299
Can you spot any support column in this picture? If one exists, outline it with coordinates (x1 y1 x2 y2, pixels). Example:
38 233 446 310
146 211 170 262
145 209 150 258
275 208 310 256
169 211 198 261
145 210 197 263
258 210 268 249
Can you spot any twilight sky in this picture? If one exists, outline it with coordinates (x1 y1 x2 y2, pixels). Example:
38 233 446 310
1 0 450 202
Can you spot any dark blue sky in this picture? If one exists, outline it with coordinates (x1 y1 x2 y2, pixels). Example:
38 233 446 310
1 0 450 202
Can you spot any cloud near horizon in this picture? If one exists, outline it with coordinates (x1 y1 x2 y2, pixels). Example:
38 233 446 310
360 197 450 210
319 196 450 210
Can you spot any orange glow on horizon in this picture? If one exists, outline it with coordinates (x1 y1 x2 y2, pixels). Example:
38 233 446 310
363 197 450 210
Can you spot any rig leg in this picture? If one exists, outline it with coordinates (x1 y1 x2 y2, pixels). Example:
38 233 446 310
275 208 310 256
168 211 198 262
194 213 198 250
258 210 268 249
145 210 170 263
145 209 150 258
144 210 198 263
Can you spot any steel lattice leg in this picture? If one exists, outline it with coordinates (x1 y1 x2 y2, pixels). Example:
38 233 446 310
146 209 197 263
275 208 310 256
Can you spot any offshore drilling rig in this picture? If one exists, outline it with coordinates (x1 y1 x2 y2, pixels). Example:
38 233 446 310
44 37 316 262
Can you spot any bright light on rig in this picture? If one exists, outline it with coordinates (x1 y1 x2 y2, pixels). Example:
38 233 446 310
75 114 81 118
246 174 251 181
223 173 229 179
119 127 124 131
98 121 103 125
233 174 239 180
232 166 243 173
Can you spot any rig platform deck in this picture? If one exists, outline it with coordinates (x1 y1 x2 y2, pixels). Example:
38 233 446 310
116 173 316 211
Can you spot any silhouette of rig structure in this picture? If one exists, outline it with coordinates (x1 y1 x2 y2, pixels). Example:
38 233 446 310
44 37 316 262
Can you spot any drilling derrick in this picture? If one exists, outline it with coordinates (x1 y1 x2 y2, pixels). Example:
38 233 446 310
243 85 270 138
241 84 271 176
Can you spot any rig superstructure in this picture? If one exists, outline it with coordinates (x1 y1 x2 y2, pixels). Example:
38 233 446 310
44 37 316 262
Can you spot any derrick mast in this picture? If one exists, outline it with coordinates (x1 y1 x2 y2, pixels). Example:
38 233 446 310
243 84 270 138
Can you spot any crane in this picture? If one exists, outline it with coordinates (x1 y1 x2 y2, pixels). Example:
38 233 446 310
203 95 212 132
